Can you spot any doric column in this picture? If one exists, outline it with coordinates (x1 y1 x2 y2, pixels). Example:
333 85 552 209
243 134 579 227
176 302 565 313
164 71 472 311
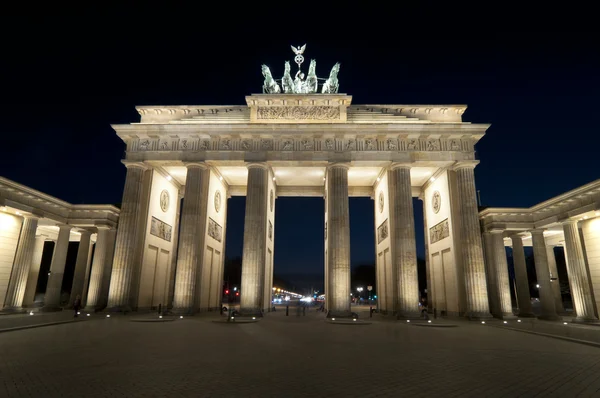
420 195 433 312
490 231 515 319
389 164 419 317
454 163 491 319
511 235 534 317
68 230 92 307
326 163 352 318
42 224 72 310
546 245 565 315
562 220 598 323
85 227 113 310
107 162 149 311
530 230 561 320
3 216 39 311
172 163 210 313
483 232 500 317
80 238 95 308
23 234 47 307
240 163 269 315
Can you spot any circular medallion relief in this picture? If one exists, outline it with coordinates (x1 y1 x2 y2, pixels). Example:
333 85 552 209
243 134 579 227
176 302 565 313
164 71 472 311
432 191 441 214
214 190 222 213
378 191 384 213
270 189 274 212
159 190 170 212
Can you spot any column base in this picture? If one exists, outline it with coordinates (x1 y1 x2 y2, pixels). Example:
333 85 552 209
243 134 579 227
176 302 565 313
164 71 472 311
466 311 493 321
326 310 355 319
39 306 63 313
237 308 264 318
537 314 562 321
0 307 26 314
516 312 536 318
572 317 600 325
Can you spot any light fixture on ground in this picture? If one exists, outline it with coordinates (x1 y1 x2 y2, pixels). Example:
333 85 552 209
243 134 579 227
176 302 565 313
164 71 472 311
428 320 432 323
29 311 33 316
517 319 522 322
503 321 507 324
106 314 110 318
481 321 486 324
564 322 568 325
86 314 90 317
159 315 163 319
77 311 80 315
406 320 410 323
180 316 183 319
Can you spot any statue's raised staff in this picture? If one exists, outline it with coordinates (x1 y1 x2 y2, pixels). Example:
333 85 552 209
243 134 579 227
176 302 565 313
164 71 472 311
261 65 281 94
322 63 340 94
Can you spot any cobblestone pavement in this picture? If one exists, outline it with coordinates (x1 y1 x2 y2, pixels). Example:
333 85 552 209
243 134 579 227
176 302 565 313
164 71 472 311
1 308 600 397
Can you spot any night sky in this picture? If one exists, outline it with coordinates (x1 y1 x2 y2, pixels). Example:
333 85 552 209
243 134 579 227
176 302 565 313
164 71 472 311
2 19 598 290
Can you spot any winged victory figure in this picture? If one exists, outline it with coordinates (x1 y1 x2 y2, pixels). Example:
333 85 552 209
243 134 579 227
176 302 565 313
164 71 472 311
291 44 306 56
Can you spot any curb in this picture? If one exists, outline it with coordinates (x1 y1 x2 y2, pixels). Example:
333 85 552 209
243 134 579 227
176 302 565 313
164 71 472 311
491 325 600 349
0 319 85 334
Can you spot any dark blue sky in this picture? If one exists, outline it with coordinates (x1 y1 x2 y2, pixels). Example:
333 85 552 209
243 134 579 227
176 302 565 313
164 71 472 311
1 20 598 287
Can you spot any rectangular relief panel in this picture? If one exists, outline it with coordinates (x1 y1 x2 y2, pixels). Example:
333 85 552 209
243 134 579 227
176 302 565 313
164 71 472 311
429 218 449 244
150 217 172 242
377 219 389 244
208 218 222 242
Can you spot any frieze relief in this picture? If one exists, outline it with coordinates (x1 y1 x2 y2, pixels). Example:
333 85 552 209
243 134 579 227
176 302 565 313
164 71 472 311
256 106 340 120
429 218 449 244
377 219 389 244
208 218 223 242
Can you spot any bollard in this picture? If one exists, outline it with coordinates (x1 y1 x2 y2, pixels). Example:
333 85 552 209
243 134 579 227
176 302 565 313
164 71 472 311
286 305 289 316
158 303 162 315
433 308 437 319
370 306 373 318
303 306 306 316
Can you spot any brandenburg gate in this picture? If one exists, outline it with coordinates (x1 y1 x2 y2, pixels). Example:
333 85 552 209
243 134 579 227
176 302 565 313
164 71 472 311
105 46 492 319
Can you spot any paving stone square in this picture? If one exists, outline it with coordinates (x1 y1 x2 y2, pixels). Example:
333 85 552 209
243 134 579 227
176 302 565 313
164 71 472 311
1 309 600 397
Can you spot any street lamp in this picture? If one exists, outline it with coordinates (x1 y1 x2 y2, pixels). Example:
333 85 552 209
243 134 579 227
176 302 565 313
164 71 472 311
357 287 364 303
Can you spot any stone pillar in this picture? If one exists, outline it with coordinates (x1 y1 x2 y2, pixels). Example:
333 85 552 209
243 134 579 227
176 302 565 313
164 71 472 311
240 163 269 316
483 232 500 317
85 227 113 310
454 163 491 319
107 163 148 311
3 216 39 311
490 231 515 319
42 224 72 310
531 230 561 320
562 220 598 323
511 235 534 317
80 239 95 308
421 196 433 312
389 164 419 317
326 164 352 318
68 231 92 307
546 245 565 315
172 163 210 313
23 234 47 307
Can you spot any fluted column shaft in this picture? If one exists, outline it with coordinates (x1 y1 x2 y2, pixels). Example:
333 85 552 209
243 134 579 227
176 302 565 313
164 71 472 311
483 232 500 316
173 164 210 313
326 164 351 317
80 240 95 308
389 165 419 317
3 217 39 310
511 236 534 317
490 231 514 318
240 164 269 315
562 220 597 322
455 165 491 319
23 235 46 307
531 230 560 320
84 228 112 310
43 225 72 309
68 231 92 307
546 245 565 315
107 164 148 310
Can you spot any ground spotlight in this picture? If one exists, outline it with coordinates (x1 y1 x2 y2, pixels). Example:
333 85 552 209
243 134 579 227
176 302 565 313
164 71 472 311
503 321 507 324
517 319 522 323
180 316 183 319
29 311 34 316
481 321 486 324
428 320 432 323
106 314 110 318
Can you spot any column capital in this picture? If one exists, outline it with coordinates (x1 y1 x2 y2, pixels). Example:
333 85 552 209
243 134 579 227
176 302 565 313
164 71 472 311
389 162 411 171
451 160 480 171
121 161 149 171
77 229 93 237
561 218 579 226
326 162 350 171
530 229 546 236
57 224 72 232
184 162 209 170
489 229 505 235
246 162 269 170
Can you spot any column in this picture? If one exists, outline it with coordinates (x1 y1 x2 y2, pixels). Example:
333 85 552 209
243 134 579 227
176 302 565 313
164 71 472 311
80 238 95 308
421 196 433 312
546 245 565 315
562 220 598 323
483 232 500 317
326 164 352 318
454 163 491 319
107 163 148 311
3 216 39 311
490 231 515 319
68 230 92 307
511 235 534 317
389 164 419 317
240 163 269 316
85 227 113 310
531 230 561 320
23 234 47 307
42 224 72 310
172 163 210 313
